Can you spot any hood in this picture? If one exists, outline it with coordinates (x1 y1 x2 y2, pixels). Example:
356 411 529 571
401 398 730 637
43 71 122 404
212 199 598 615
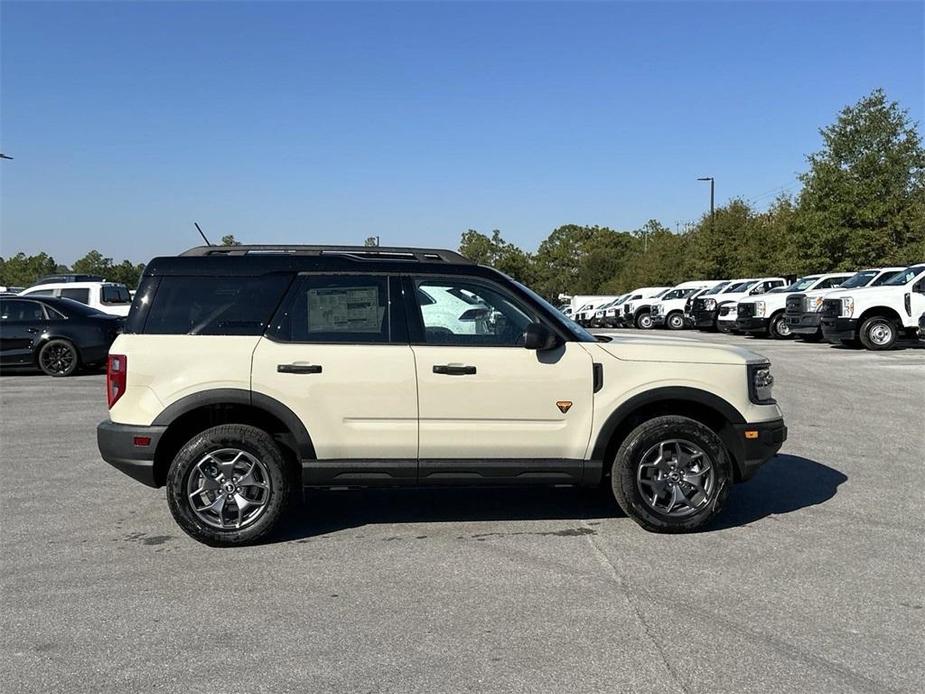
823 285 906 300
593 334 766 365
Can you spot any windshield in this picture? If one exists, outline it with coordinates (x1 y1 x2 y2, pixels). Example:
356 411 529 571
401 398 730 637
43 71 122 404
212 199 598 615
663 287 698 301
724 281 755 293
883 265 925 286
838 271 878 289
784 276 821 292
652 288 670 298
702 282 730 296
514 281 597 342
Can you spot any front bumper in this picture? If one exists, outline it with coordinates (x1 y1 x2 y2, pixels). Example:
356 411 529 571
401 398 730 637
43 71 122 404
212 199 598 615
821 316 858 344
735 316 770 332
787 311 822 335
730 419 788 481
717 319 738 333
692 309 718 329
97 420 167 488
651 315 666 328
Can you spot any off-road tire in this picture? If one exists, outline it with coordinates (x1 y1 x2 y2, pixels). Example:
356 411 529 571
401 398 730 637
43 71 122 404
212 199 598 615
610 415 731 533
166 424 293 546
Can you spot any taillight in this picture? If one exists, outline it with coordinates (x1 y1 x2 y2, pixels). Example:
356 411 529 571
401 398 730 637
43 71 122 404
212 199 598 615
107 354 127 408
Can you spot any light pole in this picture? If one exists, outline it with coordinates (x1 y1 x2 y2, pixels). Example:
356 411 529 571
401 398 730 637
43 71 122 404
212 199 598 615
697 176 715 227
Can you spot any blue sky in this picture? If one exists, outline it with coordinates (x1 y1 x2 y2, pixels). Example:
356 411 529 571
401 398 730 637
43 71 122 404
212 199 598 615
1 1 922 265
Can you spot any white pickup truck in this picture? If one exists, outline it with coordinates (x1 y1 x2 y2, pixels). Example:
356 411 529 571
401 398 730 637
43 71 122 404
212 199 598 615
706 278 788 333
650 281 724 330
820 263 925 350
735 273 853 340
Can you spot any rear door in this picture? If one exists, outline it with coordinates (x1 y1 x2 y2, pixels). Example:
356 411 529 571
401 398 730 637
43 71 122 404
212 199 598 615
250 274 419 485
0 299 46 365
407 275 594 484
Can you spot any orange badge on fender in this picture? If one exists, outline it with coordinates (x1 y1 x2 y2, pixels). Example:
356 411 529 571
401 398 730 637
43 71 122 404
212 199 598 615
556 401 573 413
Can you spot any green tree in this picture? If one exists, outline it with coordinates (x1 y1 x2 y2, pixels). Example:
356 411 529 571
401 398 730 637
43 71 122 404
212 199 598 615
363 236 380 247
794 88 925 271
0 252 58 287
458 229 535 285
221 234 241 246
72 250 114 277
108 260 146 288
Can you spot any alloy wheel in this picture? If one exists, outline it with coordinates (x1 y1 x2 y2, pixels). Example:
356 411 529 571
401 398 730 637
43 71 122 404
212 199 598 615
40 343 75 375
187 448 272 530
636 439 715 517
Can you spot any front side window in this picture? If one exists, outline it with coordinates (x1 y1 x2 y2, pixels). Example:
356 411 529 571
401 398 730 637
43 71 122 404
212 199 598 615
814 277 845 290
60 288 90 304
143 274 292 335
413 278 536 346
871 271 902 286
271 275 390 343
883 265 925 286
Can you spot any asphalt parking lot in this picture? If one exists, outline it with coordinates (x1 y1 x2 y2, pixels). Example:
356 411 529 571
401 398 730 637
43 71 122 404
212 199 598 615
2 330 924 694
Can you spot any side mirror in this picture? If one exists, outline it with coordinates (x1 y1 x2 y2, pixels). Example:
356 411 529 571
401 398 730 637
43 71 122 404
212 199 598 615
523 322 560 350
914 281 925 294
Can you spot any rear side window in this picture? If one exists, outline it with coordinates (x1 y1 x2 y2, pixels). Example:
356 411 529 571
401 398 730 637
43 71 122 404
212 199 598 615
142 275 292 335
101 285 131 304
270 275 391 343
60 288 90 304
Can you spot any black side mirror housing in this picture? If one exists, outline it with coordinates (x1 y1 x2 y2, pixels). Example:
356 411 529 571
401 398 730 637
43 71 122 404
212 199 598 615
523 322 560 350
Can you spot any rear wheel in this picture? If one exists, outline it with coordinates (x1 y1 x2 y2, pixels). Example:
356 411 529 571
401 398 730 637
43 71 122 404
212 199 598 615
38 339 79 377
636 312 654 329
666 312 685 330
166 424 293 546
768 312 791 340
859 316 897 351
610 416 731 533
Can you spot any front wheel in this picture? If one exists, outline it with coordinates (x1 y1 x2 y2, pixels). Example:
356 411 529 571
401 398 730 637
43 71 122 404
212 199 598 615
636 312 653 329
858 316 898 350
768 313 791 340
666 312 685 330
166 424 293 546
610 416 731 533
38 339 79 377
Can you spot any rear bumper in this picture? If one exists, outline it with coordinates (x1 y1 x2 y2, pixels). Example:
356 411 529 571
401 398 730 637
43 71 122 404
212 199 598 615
787 312 822 335
97 420 167 488
731 419 788 481
735 317 769 332
821 317 858 343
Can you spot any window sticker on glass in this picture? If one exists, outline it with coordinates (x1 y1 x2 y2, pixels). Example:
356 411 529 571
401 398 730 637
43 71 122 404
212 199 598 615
307 286 382 333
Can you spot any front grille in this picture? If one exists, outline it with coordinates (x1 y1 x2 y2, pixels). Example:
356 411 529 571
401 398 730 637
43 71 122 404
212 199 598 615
737 303 755 318
692 298 707 313
786 294 804 315
820 299 841 318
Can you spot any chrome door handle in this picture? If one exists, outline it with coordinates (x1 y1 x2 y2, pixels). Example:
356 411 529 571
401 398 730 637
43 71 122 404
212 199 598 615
277 363 322 374
433 364 477 376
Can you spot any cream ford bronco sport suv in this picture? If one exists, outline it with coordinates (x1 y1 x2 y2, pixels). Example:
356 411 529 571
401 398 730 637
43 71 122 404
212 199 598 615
97 245 787 546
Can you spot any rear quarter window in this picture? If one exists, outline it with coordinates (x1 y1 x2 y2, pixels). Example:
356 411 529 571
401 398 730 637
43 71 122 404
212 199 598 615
141 274 293 335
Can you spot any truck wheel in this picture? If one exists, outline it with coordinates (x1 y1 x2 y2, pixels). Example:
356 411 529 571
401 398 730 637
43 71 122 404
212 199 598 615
859 316 897 351
666 312 685 330
636 312 653 329
38 339 79 377
768 312 791 340
610 415 731 533
166 424 293 546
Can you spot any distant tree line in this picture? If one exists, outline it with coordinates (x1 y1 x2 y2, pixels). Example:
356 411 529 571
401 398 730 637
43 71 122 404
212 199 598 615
459 89 925 299
2 90 922 295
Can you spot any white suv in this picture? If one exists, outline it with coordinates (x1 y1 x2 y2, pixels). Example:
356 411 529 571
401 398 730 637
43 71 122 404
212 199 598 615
97 245 787 545
20 281 133 316
820 263 925 350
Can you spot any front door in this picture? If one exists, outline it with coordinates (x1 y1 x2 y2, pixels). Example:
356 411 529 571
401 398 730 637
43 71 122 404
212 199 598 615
407 276 594 484
250 274 419 485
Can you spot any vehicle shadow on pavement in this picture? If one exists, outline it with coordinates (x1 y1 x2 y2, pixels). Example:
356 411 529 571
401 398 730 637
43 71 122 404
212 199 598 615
275 486 623 542
708 454 846 530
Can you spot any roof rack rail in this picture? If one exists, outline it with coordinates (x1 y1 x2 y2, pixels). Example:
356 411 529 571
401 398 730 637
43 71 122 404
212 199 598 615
179 245 473 264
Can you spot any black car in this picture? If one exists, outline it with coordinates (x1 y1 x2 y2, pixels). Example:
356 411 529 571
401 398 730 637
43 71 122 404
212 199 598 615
0 296 123 376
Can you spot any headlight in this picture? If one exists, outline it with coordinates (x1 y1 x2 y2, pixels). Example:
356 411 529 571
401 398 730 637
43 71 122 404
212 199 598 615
703 298 716 310
748 363 775 404
754 301 766 317
841 297 854 317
